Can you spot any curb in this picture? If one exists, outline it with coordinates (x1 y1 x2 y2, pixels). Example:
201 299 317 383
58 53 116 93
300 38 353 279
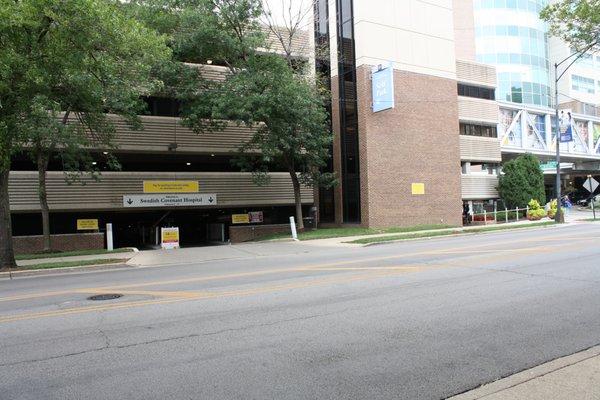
0 262 133 279
447 344 600 399
354 222 563 247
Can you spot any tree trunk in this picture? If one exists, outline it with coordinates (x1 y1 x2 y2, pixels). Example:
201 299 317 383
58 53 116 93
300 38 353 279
289 171 304 231
0 168 16 269
37 152 51 252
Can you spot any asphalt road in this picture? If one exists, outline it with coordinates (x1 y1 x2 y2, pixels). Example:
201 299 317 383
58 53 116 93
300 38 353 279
1 223 600 400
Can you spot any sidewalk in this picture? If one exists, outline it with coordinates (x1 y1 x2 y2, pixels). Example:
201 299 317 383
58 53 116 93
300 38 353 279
304 218 558 247
9 217 590 272
448 345 600 399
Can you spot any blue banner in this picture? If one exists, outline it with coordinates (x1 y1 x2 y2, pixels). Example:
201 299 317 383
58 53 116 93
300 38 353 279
372 64 394 113
560 125 573 143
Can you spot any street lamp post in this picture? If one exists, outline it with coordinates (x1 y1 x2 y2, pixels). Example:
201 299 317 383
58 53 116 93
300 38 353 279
553 42 597 223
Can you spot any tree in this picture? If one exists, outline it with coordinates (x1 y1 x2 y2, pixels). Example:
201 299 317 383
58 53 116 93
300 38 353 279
498 154 546 209
541 1 600 51
131 0 334 230
0 0 170 267
209 54 334 230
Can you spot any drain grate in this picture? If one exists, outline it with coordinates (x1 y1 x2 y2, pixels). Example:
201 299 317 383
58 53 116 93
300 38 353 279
87 294 123 301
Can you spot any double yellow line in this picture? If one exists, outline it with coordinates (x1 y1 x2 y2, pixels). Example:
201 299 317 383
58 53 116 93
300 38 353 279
0 230 596 324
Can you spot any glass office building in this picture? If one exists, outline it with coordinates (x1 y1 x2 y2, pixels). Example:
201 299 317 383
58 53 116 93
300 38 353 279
473 0 551 107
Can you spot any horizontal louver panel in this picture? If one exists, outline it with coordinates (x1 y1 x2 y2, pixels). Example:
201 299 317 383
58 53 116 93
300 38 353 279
460 136 502 162
456 60 497 87
9 171 313 212
458 97 499 124
461 175 499 200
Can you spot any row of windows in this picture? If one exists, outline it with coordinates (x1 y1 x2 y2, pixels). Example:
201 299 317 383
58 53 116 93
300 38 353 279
572 74 596 94
498 88 551 107
475 25 546 42
474 0 547 12
570 49 600 69
477 53 549 70
497 78 551 96
460 123 498 138
461 162 500 176
458 84 495 100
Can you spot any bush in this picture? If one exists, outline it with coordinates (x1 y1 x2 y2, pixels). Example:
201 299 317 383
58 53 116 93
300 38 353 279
498 154 546 208
528 199 542 210
527 208 547 220
496 210 519 221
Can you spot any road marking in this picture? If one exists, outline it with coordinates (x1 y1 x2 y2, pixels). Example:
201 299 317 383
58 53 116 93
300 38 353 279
0 265 437 324
0 229 595 304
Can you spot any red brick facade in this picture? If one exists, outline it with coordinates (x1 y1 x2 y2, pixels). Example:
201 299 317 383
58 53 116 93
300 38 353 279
229 224 291 243
330 66 463 228
13 233 105 255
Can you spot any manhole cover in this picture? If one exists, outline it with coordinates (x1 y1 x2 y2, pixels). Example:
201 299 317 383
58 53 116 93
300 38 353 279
87 294 123 301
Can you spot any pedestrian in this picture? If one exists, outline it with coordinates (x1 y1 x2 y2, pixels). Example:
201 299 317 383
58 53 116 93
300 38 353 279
463 203 471 225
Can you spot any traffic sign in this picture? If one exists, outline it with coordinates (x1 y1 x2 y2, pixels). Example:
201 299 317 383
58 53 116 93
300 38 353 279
584 177 599 193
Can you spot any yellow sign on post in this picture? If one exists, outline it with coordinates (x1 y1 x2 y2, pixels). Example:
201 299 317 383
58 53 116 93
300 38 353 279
161 227 180 250
232 214 250 224
143 181 199 193
77 219 99 230
411 183 425 195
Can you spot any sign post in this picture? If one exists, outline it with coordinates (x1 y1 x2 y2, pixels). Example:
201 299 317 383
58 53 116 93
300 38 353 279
106 223 113 251
584 175 599 220
289 217 298 241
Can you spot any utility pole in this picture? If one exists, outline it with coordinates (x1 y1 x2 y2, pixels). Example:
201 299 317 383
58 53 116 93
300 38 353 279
553 41 597 223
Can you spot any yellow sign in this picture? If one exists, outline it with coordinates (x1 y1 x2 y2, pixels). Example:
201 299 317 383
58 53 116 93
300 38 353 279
77 219 99 230
232 214 250 224
411 183 425 195
162 230 179 243
161 227 180 249
143 181 199 193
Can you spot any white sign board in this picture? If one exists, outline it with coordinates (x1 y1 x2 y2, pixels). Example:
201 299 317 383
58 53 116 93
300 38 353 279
584 177 599 193
161 227 180 250
123 193 217 208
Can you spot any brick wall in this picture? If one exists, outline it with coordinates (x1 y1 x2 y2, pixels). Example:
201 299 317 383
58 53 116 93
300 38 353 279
355 66 463 228
229 224 291 243
13 233 104 255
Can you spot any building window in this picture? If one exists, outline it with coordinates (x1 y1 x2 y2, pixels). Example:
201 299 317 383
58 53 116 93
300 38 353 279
460 123 498 138
314 0 335 223
470 163 498 175
336 0 361 223
458 83 496 100
572 75 595 94
143 97 181 117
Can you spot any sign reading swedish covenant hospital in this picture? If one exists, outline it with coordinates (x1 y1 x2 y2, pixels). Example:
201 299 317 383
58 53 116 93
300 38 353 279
123 193 217 208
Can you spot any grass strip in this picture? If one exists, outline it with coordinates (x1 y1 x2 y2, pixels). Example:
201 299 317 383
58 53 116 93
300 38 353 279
6 258 128 272
15 248 133 261
347 221 555 245
257 224 456 241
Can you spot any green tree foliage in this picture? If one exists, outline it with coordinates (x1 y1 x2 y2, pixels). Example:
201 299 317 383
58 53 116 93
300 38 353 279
541 0 600 51
205 54 334 229
0 0 170 267
134 0 335 230
498 154 546 209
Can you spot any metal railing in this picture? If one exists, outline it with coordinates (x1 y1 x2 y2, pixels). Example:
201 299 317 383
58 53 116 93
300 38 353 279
467 206 532 226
